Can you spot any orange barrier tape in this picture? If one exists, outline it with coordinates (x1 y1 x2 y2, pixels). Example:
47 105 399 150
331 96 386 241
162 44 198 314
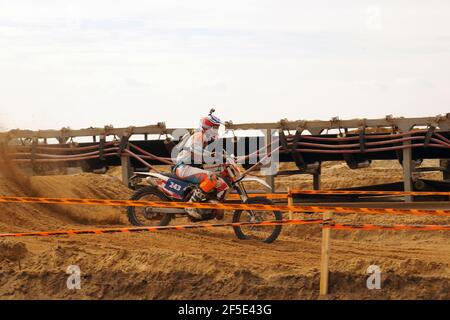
229 189 450 199
325 223 450 231
0 219 323 238
227 194 288 200
1 196 449 217
289 189 450 196
2 219 448 238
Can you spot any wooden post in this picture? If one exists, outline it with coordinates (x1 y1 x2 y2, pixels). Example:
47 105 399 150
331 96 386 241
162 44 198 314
402 138 413 202
31 137 38 174
441 159 450 180
287 187 293 220
57 137 69 144
119 134 133 187
264 129 275 192
121 153 132 187
313 170 321 190
320 211 333 296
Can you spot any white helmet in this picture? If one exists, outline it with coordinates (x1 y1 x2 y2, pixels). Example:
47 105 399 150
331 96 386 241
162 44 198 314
200 109 222 130
200 109 223 141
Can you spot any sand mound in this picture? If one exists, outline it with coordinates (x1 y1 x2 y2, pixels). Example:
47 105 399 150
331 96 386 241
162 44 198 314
29 173 132 225
0 168 132 231
274 160 442 191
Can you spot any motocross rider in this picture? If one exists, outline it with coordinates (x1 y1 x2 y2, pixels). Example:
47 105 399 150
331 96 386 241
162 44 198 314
172 110 229 219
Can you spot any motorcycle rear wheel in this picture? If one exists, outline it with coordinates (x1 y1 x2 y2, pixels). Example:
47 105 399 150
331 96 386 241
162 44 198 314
127 186 173 226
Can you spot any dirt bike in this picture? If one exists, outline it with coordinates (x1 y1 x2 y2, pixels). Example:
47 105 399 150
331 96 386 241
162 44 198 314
127 153 282 243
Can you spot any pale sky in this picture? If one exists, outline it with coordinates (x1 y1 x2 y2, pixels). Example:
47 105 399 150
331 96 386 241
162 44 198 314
1 0 450 131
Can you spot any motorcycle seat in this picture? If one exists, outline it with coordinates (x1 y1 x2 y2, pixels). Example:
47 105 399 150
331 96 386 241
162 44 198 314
162 172 180 179
162 172 198 186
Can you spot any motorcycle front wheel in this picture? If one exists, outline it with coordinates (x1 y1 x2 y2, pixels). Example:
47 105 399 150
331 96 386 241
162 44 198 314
232 197 282 243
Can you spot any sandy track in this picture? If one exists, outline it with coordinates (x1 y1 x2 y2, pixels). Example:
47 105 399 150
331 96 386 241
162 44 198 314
1 225 449 299
0 160 449 299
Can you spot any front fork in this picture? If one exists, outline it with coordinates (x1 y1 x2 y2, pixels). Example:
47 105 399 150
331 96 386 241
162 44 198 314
232 181 249 202
232 182 258 221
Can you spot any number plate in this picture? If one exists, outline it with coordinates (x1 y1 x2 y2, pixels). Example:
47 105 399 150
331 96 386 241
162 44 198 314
164 179 190 196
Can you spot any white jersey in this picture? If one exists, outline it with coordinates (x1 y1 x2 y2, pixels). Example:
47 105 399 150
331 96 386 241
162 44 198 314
175 131 208 165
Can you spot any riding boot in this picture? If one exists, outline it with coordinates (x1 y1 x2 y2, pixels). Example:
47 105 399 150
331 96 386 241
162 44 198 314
185 188 207 219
